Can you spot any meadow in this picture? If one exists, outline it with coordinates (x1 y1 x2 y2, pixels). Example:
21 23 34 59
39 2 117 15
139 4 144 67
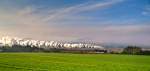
0 53 149 71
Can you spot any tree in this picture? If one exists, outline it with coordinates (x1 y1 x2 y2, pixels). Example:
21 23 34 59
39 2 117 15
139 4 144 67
122 46 142 55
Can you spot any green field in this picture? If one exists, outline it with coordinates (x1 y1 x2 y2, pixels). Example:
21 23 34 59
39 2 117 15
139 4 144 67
0 53 150 71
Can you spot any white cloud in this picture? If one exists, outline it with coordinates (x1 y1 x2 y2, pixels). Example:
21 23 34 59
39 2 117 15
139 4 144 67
43 0 123 22
1 0 150 46
0 0 123 39
142 5 150 16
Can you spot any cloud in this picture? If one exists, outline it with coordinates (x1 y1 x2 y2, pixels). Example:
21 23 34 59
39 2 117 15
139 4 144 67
142 5 150 16
76 25 150 46
0 0 123 37
43 0 123 22
0 0 150 46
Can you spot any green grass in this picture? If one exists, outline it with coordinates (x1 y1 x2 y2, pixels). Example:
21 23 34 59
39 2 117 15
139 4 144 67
0 53 149 71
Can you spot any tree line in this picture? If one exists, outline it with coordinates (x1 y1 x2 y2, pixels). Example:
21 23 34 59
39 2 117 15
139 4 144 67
0 44 150 55
122 46 150 55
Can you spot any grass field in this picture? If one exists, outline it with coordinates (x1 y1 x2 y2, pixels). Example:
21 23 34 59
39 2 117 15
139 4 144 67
0 53 150 71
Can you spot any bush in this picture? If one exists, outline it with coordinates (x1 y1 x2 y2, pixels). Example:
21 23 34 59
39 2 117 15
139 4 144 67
122 46 142 55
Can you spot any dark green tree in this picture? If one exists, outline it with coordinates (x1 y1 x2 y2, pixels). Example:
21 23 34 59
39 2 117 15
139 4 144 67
122 46 142 55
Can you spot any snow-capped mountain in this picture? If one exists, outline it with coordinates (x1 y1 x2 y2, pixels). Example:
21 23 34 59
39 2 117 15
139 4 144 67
0 36 104 49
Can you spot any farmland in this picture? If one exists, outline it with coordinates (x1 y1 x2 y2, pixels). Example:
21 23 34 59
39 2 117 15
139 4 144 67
0 53 150 71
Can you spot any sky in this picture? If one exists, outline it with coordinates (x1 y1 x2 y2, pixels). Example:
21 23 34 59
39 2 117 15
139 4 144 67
0 0 150 46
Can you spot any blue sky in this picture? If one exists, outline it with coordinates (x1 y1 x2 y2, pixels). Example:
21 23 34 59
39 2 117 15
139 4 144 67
0 0 150 46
